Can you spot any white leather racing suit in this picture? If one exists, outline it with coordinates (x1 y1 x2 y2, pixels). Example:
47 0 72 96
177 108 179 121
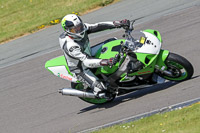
59 21 116 95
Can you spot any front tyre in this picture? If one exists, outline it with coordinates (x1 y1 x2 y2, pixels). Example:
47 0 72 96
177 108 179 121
71 82 116 105
163 53 194 81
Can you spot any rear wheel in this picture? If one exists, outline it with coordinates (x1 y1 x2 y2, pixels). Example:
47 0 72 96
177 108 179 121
71 82 116 105
163 53 193 81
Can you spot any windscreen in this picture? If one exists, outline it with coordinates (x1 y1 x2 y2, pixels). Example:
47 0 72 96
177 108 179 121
124 31 146 51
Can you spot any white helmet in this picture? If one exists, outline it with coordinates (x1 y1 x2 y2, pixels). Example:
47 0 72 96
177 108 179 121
61 14 86 40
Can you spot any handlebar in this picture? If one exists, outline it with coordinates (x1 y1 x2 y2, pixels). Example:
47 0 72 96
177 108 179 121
118 20 137 67
123 20 135 31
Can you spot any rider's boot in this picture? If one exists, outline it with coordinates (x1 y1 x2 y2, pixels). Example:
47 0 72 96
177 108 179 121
92 81 107 98
76 69 107 98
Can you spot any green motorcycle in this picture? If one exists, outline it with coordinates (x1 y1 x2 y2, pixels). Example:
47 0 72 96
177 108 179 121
45 20 194 104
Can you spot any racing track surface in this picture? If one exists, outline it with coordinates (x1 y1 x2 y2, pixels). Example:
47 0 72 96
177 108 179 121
0 0 200 133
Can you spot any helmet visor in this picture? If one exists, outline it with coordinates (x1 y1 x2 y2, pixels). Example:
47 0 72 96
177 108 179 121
69 23 84 34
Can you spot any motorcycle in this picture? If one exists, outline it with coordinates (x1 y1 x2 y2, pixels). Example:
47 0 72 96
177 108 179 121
45 20 194 104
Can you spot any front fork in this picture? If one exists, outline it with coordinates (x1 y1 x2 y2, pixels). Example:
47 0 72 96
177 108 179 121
155 49 173 76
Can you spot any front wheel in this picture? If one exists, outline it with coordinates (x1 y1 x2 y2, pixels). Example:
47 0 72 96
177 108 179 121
163 53 193 81
71 82 116 105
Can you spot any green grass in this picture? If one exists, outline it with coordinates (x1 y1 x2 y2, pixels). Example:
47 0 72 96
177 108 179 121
0 0 116 44
93 102 200 133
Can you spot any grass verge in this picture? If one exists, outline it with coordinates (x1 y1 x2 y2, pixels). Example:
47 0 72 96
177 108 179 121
93 102 200 133
0 0 117 44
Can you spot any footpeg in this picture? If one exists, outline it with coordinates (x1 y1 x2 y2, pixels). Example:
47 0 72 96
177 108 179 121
98 93 106 98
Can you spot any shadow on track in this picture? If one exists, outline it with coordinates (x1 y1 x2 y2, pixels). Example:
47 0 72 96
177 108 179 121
190 75 200 80
78 81 177 114
78 75 200 114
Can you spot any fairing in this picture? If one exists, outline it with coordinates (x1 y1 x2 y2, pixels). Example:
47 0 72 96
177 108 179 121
45 56 78 82
95 30 162 75
125 30 162 55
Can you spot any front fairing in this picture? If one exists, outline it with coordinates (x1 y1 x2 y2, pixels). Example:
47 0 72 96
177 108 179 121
124 30 162 55
123 30 162 76
94 30 163 76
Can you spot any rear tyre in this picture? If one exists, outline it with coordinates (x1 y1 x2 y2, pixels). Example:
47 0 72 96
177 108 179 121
71 82 116 105
163 53 193 81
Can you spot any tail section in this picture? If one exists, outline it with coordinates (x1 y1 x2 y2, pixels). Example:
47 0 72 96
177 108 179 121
45 56 78 82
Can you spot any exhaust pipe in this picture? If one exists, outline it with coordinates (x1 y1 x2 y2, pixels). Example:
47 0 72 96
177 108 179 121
58 88 96 99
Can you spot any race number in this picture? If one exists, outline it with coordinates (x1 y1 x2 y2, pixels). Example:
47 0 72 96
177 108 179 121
139 37 146 44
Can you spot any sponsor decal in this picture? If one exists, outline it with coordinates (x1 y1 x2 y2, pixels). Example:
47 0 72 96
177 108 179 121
137 71 151 75
88 63 99 67
58 73 72 81
146 40 151 44
69 46 79 52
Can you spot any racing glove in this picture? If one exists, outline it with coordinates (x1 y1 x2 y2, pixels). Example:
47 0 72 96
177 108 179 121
100 54 119 67
113 19 130 28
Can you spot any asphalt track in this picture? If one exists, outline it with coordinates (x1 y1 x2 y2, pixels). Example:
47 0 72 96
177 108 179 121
0 0 200 133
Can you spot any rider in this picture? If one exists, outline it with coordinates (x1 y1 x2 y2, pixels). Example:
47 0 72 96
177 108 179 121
59 14 130 97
